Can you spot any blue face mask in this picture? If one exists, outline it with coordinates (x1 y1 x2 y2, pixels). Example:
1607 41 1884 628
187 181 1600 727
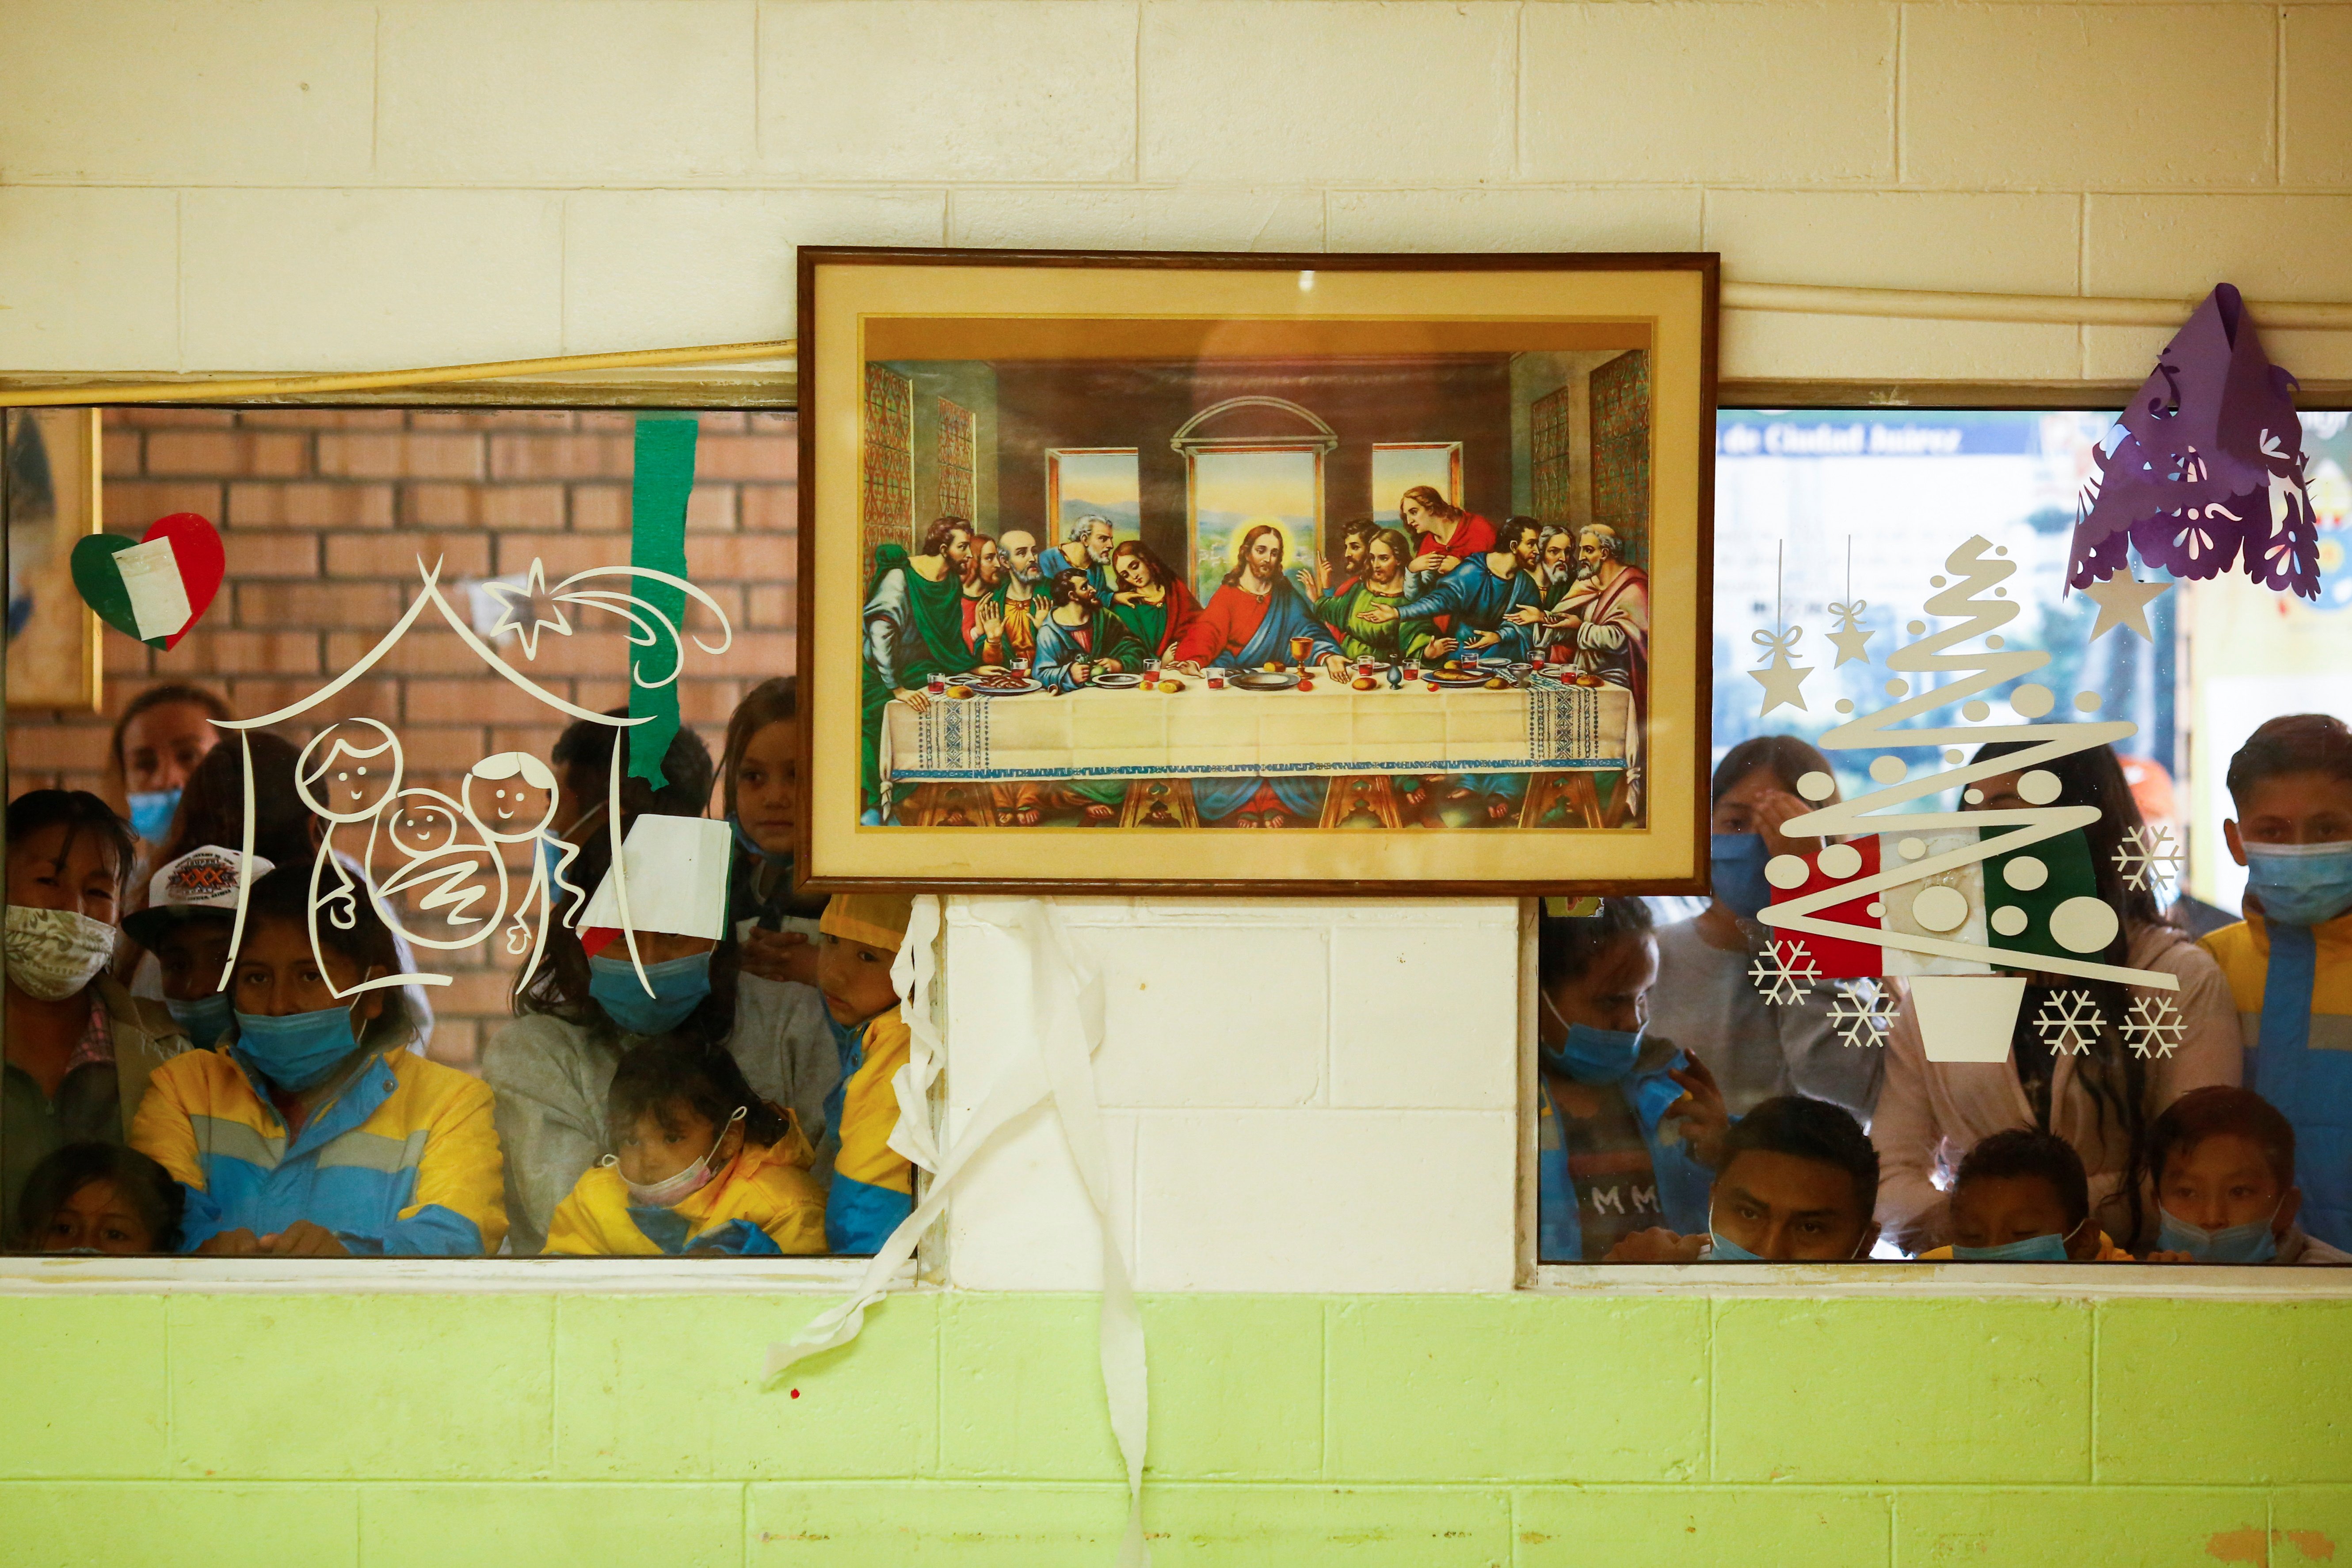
2158 1205 2281 1264
127 788 181 845
1710 832 1774 920
233 1002 366 1093
2244 841 2352 928
587 950 713 1037
165 990 234 1050
1538 991 1644 1084
1952 1229 2075 1263
1707 1229 1764 1262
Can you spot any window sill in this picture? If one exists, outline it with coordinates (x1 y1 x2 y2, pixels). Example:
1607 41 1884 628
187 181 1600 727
0 1255 914 1295
1530 1262 2352 1299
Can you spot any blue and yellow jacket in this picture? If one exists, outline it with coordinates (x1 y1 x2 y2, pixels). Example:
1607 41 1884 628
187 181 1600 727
130 1036 506 1256
1536 1035 1715 1263
823 1005 914 1253
543 1114 827 1256
2203 908 2352 1250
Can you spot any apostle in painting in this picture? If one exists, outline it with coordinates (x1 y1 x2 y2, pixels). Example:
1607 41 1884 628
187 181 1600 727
1106 540 1202 658
1361 514 1542 661
1319 527 1432 666
974 527 1042 669
958 533 1007 660
1038 514 1118 597
1552 524 1651 814
859 516 973 820
1399 486 1497 575
1033 569 1149 693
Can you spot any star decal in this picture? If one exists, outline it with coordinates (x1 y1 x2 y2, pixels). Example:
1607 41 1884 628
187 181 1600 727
1826 600 1875 667
480 558 572 659
1749 626 1815 716
2079 566 2169 643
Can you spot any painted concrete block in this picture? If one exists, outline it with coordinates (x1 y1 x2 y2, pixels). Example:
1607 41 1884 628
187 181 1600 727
360 1483 743 1568
0 1296 168 1478
1088 923 1327 1109
1140 2 1515 183
2285 7 2352 186
949 187 1325 253
943 1104 1137 1292
1327 188 1702 255
748 1481 1125 1565
1712 1299 2092 1485
1521 4 1896 185
1132 1109 1515 1291
0 188 181 371
564 189 946 353
1140 1484 1512 1566
1514 1486 1891 1568
759 1 1139 181
1904 5 2275 188
378 1 757 182
555 1293 938 1479
0 0 374 183
938 1294 1323 1481
168 1295 555 1480
2085 195 2352 302
181 190 564 372
1894 1487 2265 1568
1326 1296 1709 1482
0 1481 358 1568
1704 191 2080 296
2097 1301 2352 1484
2269 1488 2352 1568
1723 310 2081 385
1327 925 1516 1111
2089 323 2352 386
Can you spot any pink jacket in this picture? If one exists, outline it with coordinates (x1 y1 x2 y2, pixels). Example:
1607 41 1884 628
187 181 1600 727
1872 921 2241 1253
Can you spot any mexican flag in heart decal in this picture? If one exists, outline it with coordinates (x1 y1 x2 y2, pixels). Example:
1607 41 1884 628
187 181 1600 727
70 511 225 650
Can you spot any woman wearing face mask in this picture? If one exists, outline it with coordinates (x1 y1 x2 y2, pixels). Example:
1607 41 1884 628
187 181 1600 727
1646 736 1884 1122
107 683 231 866
2 790 189 1247
1533 898 1729 1263
484 808 771 1257
128 868 503 1256
1872 740 2238 1256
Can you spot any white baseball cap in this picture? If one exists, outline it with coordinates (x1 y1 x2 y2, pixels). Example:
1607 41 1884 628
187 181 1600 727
123 844 274 947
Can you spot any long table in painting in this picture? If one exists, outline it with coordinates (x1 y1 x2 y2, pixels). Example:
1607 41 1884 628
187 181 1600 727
880 677 1635 828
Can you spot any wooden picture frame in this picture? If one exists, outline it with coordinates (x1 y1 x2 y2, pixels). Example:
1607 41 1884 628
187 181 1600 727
797 247 1718 895
4 407 104 713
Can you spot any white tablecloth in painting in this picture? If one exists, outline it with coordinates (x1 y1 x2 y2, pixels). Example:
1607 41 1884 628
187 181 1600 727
881 681 1630 788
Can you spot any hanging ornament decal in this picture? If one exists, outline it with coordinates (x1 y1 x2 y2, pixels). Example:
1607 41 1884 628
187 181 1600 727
1826 540 1875 666
2078 566 2169 643
2067 282 2321 600
1750 541 1815 715
70 510 224 650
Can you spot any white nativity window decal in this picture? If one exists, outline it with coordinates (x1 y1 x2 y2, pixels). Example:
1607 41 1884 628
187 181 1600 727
212 555 732 1000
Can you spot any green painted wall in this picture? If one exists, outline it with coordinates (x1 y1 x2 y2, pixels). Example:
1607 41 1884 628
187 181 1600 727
3 1291 2346 1566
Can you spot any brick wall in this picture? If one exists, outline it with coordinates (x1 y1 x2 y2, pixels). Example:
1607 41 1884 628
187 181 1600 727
7 405 799 1071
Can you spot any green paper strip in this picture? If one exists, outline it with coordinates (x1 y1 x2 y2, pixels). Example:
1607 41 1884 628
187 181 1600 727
627 417 698 788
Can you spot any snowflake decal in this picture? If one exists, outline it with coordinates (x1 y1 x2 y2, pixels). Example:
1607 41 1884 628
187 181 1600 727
1826 980 1893 1048
2121 993 2187 1060
2033 989 2103 1056
2112 825 2185 895
1748 940 1820 1006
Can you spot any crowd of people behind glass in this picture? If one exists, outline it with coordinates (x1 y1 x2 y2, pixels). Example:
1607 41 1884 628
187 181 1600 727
5 660 2350 1266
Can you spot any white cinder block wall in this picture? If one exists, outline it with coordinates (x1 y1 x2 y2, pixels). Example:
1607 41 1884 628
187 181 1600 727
4 0 2347 1290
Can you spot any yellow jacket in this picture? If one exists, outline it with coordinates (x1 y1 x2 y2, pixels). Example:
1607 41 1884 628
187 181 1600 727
823 1005 915 1253
131 1038 504 1256
543 1114 825 1256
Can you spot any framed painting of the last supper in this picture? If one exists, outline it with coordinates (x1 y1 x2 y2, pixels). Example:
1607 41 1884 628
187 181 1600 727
797 247 1715 895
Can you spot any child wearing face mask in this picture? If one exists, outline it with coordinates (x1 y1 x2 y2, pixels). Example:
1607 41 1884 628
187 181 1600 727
3 790 187 1248
1916 1129 2132 1262
18 1142 184 1255
120 845 274 1053
542 1041 823 1256
1533 898 1728 1263
2201 714 2352 1253
816 894 918 1255
129 867 505 1256
2140 1086 2348 1265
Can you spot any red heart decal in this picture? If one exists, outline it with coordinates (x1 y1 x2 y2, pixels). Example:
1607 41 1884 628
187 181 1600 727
142 512 224 650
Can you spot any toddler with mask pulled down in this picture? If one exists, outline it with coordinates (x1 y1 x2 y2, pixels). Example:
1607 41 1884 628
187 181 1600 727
1917 1129 2132 1262
2142 1086 2349 1265
542 1039 823 1256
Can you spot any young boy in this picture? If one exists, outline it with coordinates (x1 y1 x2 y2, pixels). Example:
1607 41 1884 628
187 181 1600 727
1606 1094 1880 1262
1917 1128 2132 1261
816 893 915 1254
2201 713 2352 1252
2144 1085 2349 1265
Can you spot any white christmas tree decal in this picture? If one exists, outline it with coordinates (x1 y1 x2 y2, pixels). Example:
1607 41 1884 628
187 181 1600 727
1756 535 2179 1059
